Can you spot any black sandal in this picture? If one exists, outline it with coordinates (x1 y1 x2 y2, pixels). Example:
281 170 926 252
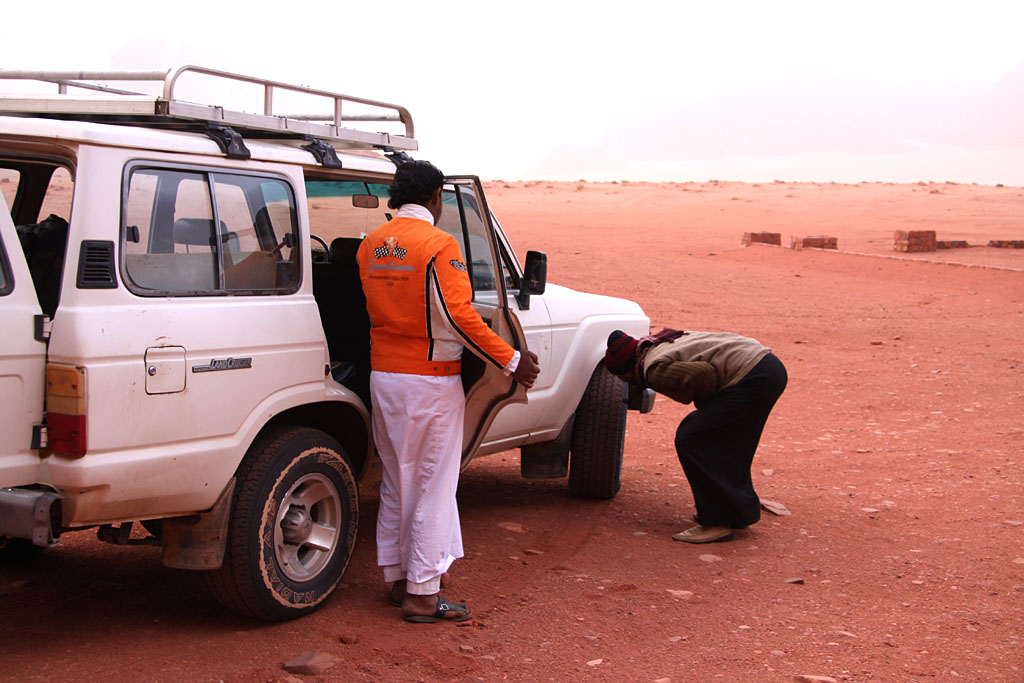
403 596 472 623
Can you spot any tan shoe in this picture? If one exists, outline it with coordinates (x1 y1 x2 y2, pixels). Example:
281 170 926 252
672 524 735 544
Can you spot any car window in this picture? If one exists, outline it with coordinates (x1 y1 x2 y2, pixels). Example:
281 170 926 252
304 179 391 244
0 221 11 297
40 167 73 222
123 166 299 295
437 184 500 304
490 214 521 291
1 162 74 315
0 168 18 211
1 165 73 225
0 182 13 296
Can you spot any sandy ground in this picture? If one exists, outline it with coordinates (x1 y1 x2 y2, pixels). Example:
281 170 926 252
1 180 1022 682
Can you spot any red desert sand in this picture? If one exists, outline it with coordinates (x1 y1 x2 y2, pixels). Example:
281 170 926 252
1 180 1022 682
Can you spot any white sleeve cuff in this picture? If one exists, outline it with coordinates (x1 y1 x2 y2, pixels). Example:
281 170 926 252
502 350 521 376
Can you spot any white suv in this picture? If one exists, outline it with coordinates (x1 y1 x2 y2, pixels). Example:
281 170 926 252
0 66 652 620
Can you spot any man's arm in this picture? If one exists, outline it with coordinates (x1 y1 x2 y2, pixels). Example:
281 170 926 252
429 238 526 372
645 360 718 405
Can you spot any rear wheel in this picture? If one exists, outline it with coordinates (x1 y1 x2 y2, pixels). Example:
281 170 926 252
205 427 359 621
569 363 627 499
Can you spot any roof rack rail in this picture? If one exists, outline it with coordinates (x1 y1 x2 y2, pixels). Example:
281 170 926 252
0 65 417 153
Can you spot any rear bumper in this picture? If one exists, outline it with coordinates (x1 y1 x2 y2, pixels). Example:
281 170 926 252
0 488 62 546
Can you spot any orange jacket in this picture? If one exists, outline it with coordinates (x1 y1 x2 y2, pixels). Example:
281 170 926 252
356 215 515 376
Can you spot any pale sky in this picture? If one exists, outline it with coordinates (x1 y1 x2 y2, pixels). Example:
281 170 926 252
4 0 1023 184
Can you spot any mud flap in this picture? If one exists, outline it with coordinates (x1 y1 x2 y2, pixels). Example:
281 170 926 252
520 415 574 479
161 478 234 570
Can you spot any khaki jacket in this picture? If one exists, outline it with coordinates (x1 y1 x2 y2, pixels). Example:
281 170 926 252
641 332 769 405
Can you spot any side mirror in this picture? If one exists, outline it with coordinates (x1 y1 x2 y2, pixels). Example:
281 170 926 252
516 250 547 310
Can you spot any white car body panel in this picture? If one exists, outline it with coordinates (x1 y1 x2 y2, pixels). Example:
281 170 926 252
0 111 649 529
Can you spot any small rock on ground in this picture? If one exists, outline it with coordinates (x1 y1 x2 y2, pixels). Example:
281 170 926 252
795 676 838 683
284 652 342 675
760 499 791 516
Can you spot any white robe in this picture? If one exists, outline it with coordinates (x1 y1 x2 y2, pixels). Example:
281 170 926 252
371 371 465 594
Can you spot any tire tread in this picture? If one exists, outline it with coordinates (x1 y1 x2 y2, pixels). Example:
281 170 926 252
569 364 627 499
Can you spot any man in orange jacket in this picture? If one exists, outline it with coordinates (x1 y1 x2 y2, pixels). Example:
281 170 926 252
357 160 540 623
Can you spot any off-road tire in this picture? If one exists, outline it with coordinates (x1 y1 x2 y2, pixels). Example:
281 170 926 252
569 363 627 499
205 426 359 621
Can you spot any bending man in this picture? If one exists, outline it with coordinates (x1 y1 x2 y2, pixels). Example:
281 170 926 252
605 329 786 543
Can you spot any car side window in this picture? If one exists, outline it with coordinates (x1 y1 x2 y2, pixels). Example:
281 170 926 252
0 189 11 296
437 184 500 304
1 168 19 212
0 224 11 297
123 166 299 295
1 163 74 315
496 239 519 291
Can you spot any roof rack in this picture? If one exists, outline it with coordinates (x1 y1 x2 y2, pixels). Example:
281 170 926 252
0 65 417 161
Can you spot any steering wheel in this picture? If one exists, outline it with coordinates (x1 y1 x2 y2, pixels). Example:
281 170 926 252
311 234 329 263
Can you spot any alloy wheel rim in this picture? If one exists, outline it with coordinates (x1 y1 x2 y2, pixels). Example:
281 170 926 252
273 472 341 582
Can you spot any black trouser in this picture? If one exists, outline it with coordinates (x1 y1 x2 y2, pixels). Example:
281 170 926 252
674 353 787 529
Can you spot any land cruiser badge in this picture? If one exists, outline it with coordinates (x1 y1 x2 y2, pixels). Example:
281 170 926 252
192 357 253 373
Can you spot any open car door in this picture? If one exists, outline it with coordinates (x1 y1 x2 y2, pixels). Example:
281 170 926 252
0 191 47 476
439 177 528 466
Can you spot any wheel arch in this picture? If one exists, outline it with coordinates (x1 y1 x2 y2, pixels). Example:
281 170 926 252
533 313 649 444
264 400 372 479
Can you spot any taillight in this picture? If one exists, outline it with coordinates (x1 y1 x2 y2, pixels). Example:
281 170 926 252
46 364 87 458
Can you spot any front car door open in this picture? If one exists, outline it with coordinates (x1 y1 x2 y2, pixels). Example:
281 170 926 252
438 177 528 465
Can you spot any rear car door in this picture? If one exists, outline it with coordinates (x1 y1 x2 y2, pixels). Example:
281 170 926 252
48 153 322 519
117 159 311 439
0 190 46 484
439 177 529 464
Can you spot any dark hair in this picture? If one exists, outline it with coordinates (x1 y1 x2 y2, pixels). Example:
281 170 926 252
387 160 444 210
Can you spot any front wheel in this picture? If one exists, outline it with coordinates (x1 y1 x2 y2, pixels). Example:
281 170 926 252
205 427 359 621
569 363 627 499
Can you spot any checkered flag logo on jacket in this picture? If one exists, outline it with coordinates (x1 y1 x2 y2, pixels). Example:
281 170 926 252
374 236 406 260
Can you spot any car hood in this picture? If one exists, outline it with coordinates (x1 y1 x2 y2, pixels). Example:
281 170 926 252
539 283 648 326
